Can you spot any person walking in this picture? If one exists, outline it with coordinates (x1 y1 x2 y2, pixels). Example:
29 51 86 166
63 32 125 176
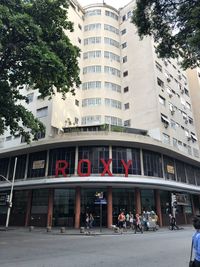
85 213 90 229
118 211 125 229
192 216 200 267
89 213 94 228
134 213 143 234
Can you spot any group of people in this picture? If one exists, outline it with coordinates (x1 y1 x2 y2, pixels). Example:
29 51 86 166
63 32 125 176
117 210 159 233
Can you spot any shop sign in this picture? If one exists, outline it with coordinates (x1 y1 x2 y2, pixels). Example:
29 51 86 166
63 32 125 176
55 159 132 177
167 165 174 174
32 160 45 170
176 193 190 206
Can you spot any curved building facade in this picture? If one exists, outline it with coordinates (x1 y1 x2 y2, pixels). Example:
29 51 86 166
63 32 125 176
0 127 200 228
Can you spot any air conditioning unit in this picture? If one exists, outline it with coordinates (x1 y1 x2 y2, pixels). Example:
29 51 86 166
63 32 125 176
167 77 171 82
171 110 175 115
178 75 182 80
185 119 188 124
187 137 191 141
169 93 173 98
181 89 184 94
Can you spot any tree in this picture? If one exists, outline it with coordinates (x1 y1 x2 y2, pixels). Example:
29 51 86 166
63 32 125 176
132 0 200 69
0 0 80 142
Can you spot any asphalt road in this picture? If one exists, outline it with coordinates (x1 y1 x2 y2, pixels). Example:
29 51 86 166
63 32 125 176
0 227 194 267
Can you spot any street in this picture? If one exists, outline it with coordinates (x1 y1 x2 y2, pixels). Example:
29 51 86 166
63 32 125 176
0 227 194 267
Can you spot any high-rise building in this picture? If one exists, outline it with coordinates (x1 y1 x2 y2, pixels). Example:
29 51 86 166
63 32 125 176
0 1 200 228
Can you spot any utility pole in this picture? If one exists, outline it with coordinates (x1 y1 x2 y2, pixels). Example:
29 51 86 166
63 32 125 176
5 157 17 229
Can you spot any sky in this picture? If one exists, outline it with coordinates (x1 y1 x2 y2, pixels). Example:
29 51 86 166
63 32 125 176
78 0 131 9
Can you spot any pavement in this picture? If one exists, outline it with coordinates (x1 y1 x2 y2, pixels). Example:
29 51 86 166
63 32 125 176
0 224 192 235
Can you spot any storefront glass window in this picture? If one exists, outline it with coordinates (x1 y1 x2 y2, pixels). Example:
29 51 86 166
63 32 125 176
112 189 135 224
78 146 109 174
112 147 141 175
48 147 75 176
143 150 163 177
81 188 107 227
53 189 75 227
141 189 155 212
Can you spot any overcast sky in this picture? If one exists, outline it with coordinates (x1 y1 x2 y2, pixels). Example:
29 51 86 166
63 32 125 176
78 0 131 9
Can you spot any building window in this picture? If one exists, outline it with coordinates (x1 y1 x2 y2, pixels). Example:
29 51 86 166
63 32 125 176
81 115 101 125
122 15 126 21
27 151 47 178
27 93 34 103
124 86 129 93
83 51 101 59
75 99 79 106
84 23 101 31
74 117 79 125
157 78 164 88
159 95 165 105
104 37 120 48
184 88 189 96
104 82 121 92
82 81 101 90
104 66 121 77
105 98 122 109
79 146 109 174
6 136 12 141
122 42 127 49
143 150 163 178
34 131 45 140
104 51 120 62
85 9 101 17
105 116 122 126
36 106 48 118
78 24 82 30
121 29 126 35
122 56 127 63
82 98 101 107
162 133 170 144
84 37 101 45
105 10 118 21
124 120 131 127
123 71 128 77
155 61 162 72
104 24 119 35
112 147 141 175
83 65 101 74
78 38 81 44
124 103 129 110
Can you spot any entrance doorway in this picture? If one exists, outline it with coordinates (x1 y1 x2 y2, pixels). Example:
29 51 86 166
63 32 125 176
81 188 107 227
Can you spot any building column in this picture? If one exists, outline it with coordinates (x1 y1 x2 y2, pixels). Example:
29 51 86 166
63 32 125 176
191 194 195 216
155 189 163 227
75 187 81 229
25 190 32 227
107 186 113 228
47 189 54 227
135 188 141 214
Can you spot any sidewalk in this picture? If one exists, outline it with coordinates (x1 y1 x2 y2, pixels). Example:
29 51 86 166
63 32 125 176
0 225 193 236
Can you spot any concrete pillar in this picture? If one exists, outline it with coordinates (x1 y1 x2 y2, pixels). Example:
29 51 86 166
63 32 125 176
155 189 163 227
135 188 141 214
75 187 81 229
191 194 195 216
25 190 32 227
47 189 54 227
107 186 113 228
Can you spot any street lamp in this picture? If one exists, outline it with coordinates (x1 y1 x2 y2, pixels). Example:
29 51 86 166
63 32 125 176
0 157 17 229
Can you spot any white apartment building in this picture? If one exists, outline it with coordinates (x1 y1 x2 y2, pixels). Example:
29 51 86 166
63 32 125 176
0 1 200 229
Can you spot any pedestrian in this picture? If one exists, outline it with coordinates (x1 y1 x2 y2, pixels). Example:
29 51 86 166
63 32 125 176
134 213 143 234
89 213 94 228
85 213 90 229
191 216 200 267
118 211 125 229
129 212 134 229
169 214 179 230
126 212 130 228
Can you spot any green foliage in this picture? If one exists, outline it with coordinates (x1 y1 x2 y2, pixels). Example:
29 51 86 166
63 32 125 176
0 0 80 142
132 0 200 69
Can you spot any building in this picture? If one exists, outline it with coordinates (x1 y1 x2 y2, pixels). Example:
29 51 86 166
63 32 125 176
0 1 200 228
